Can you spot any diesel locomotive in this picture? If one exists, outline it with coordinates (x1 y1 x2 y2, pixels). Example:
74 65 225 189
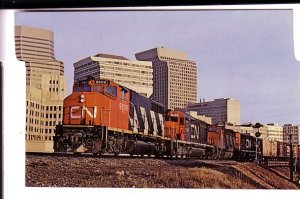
54 77 299 161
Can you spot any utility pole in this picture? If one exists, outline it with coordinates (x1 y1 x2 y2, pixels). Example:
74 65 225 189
289 132 293 182
297 146 300 183
298 147 300 184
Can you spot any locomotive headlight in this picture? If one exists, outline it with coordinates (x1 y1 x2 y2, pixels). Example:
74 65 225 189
79 94 85 103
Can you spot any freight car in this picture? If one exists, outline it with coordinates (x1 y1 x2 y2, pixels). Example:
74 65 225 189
262 139 278 160
54 77 211 158
276 141 288 161
260 139 300 162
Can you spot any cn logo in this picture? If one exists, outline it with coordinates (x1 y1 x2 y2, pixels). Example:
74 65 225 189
245 139 252 148
70 106 97 119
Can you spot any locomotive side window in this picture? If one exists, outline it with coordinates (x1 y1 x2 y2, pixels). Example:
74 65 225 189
91 85 104 93
106 86 117 97
121 90 125 100
179 117 185 125
170 116 178 122
121 88 128 101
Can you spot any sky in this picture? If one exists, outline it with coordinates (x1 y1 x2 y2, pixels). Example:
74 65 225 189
15 10 300 125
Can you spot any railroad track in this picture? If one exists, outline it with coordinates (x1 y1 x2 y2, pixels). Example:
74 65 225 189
24 152 253 165
27 152 292 168
26 152 141 159
26 152 196 160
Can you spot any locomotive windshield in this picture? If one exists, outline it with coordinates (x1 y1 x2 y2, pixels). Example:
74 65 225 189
165 115 178 122
73 80 91 92
91 85 104 93
73 85 91 92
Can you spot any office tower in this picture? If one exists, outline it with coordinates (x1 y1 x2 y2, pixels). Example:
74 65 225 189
283 124 300 144
74 53 153 97
15 25 66 152
186 98 240 125
135 47 197 109
266 123 283 142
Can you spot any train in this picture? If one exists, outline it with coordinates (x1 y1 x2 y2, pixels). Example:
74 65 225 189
53 77 300 162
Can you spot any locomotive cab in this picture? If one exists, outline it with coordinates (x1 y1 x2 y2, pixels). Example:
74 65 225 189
164 110 186 141
63 78 130 129
54 78 130 154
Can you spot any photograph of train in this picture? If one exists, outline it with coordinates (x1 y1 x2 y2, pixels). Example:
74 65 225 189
2 7 300 199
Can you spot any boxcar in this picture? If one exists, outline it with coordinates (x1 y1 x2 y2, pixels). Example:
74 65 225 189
286 144 299 159
277 141 288 160
262 139 277 160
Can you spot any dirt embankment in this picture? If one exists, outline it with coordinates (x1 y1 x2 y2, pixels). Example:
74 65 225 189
26 155 299 189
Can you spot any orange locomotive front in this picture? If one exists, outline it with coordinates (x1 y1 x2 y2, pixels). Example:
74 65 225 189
63 79 130 130
54 78 133 155
164 110 186 141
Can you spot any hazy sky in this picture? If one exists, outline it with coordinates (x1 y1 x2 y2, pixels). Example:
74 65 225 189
15 10 300 125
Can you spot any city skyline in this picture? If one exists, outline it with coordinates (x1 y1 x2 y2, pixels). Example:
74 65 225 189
15 10 300 125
